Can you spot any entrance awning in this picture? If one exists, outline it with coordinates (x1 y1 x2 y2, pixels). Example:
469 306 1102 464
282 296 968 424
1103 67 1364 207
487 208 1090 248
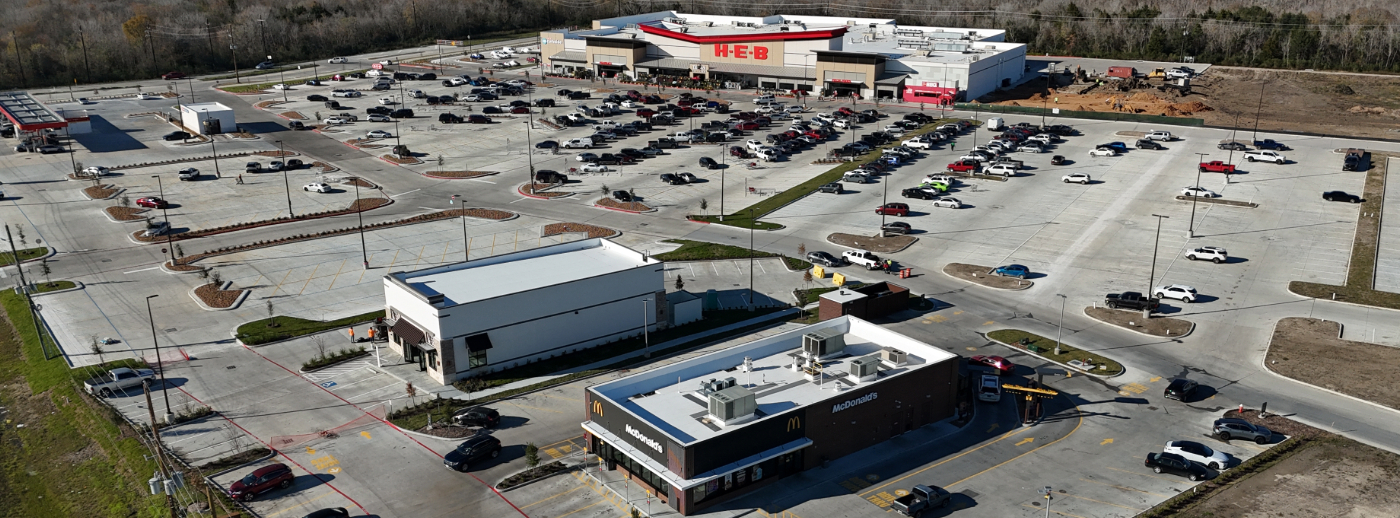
392 319 426 345
581 421 811 490
876 73 909 86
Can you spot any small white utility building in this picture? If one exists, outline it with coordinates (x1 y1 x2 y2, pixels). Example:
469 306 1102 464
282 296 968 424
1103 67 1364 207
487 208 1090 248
179 102 235 135
383 238 666 385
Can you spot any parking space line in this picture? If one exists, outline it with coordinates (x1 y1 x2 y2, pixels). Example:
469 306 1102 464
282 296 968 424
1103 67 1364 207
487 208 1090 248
1076 477 1171 497
297 263 322 295
441 242 451 263
265 491 337 517
519 485 587 509
269 268 296 296
412 245 426 268
553 499 604 518
940 411 1083 489
541 393 583 403
1060 492 1144 511
1020 504 1088 518
504 401 564 413
326 259 349 290
1101 466 1191 485
860 427 1037 497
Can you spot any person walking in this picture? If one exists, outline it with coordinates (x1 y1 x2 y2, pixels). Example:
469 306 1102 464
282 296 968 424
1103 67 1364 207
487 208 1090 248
236 174 244 185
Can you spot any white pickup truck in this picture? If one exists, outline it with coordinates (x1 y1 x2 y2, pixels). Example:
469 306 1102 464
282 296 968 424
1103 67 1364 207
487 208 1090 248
84 367 156 397
1243 150 1286 164
843 249 882 270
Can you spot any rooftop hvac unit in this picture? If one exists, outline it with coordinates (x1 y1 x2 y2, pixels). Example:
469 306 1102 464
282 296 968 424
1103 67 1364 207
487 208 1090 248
705 21 714 27
698 376 738 396
880 347 908 366
678 27 688 33
708 385 757 424
803 328 847 358
780 26 789 31
849 355 881 381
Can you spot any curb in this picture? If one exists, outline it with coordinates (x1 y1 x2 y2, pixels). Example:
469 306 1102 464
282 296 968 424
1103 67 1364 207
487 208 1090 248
7 247 60 268
1284 287 1400 314
424 171 501 180
203 449 278 479
825 234 919 254
28 280 85 297
298 350 372 373
80 186 124 200
189 281 250 311
939 264 1034 291
101 206 151 224
162 261 206 275
517 185 552 199
1083 306 1196 339
1260 318 1400 418
594 199 656 214
235 321 383 349
985 333 1124 379
497 459 583 492
395 425 471 442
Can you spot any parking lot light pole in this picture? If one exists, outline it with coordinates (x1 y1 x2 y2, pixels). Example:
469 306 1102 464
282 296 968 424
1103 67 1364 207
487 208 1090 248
277 140 293 217
1055 294 1066 355
150 176 175 266
748 207 755 311
354 180 368 268
1147 214 1169 318
186 77 196 104
524 120 537 194
1042 62 1056 127
203 109 221 178
1189 153 1207 238
393 120 402 150
1251 81 1264 141
452 195 468 262
145 294 173 419
277 64 287 103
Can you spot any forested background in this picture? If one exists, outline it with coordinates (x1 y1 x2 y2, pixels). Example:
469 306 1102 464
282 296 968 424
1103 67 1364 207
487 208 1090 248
2 0 1399 89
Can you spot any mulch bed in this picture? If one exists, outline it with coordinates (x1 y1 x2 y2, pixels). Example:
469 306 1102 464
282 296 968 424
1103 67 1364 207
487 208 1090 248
311 161 338 173
522 183 573 198
83 184 119 199
412 424 478 439
1267 317 1400 411
828 233 918 254
253 150 298 158
382 154 423 165
943 263 1033 290
596 198 653 212
444 208 514 220
165 260 204 272
132 197 392 244
350 198 391 211
1084 306 1193 338
105 206 148 221
253 100 283 109
543 223 618 239
425 171 500 179
497 461 569 490
132 228 184 243
280 111 307 120
345 177 376 188
194 283 245 309
1219 407 1326 439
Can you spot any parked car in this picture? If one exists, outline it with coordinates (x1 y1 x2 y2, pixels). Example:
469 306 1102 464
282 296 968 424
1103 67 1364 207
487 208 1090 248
1051 155 1067 165
177 168 201 181
1181 186 1218 198
162 131 191 141
443 435 502 472
931 197 962 209
228 463 295 501
1323 190 1362 203
451 406 501 428
699 157 719 169
1089 147 1117 157
1104 292 1159 311
1213 418 1273 444
1062 173 1091 184
806 251 843 267
1218 141 1248 151
1165 440 1230 470
83 367 155 396
245 162 262 173
1144 452 1209 481
1152 284 1198 303
891 484 951 516
302 509 350 518
1135 139 1164 150
1185 246 1228 263
992 264 1029 278
136 197 167 209
1163 378 1199 401
612 190 634 202
1243 150 1287 164
969 355 1014 375
875 203 910 217
818 182 843 194
366 129 393 139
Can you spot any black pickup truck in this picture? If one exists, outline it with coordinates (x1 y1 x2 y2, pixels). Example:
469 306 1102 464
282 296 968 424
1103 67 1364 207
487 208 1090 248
1105 292 1160 311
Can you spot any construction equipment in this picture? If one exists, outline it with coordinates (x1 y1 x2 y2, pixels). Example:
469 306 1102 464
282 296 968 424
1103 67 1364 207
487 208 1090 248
1148 68 1166 79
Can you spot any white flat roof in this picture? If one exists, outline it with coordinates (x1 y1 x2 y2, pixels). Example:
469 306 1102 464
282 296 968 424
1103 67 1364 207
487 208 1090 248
391 238 655 306
180 102 232 112
590 316 958 445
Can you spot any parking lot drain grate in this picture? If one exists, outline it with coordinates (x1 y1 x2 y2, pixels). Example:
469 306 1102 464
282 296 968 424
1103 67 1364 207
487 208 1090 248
961 490 979 499
165 328 177 332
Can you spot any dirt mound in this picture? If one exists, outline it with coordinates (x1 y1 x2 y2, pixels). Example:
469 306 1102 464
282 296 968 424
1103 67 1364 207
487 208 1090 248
1171 101 1213 114
1348 105 1388 115
1129 92 1160 102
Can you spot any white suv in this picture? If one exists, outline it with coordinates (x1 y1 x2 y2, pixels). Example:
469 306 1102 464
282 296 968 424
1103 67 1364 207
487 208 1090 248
1153 284 1198 303
1243 150 1286 164
1164 440 1229 470
1145 130 1174 141
1185 246 1228 263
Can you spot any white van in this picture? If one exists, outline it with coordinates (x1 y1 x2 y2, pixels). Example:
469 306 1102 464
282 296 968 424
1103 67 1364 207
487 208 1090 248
563 138 594 149
753 94 776 105
986 117 1005 131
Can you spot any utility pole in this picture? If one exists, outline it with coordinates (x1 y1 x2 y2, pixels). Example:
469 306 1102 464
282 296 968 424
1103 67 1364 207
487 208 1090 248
1251 81 1264 140
277 140 293 217
1147 214 1169 319
256 20 269 59
227 30 241 84
145 30 157 77
5 225 49 359
1054 294 1066 355
524 120 537 194
1042 62 1056 127
151 176 176 267
355 181 369 269
1189 153 1206 238
205 21 213 56
10 32 27 87
205 109 221 178
78 29 91 84
451 194 468 262
145 294 172 419
143 383 179 518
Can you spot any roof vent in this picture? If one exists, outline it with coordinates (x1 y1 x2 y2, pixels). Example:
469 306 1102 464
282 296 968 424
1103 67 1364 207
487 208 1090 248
848 355 881 382
708 385 757 426
802 328 846 359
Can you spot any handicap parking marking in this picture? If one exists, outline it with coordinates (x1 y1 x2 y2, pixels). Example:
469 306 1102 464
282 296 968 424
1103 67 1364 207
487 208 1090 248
320 381 337 388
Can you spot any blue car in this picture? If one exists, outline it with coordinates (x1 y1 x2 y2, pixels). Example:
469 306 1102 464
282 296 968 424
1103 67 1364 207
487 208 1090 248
1100 141 1128 152
881 155 902 165
992 264 1029 278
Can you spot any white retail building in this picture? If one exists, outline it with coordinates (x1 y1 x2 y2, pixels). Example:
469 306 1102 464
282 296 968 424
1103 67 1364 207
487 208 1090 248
179 102 235 135
383 238 667 385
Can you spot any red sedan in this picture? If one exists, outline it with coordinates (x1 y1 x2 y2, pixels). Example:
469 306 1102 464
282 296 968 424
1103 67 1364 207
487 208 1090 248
160 71 185 80
969 355 1015 375
510 106 531 114
136 197 168 209
734 121 760 131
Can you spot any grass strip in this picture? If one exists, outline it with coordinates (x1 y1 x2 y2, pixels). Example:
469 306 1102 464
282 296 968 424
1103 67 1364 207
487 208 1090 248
794 286 842 305
1289 153 1392 308
987 329 1124 375
389 308 789 430
302 346 368 371
31 280 77 293
236 310 381 345
654 239 811 270
218 73 355 94
689 118 969 229
0 247 47 267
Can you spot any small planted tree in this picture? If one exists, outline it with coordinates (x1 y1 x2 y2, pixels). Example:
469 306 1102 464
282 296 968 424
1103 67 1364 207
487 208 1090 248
39 259 52 287
120 194 131 207
209 269 222 287
803 269 814 288
524 442 540 474
405 382 418 406
699 198 708 216
312 334 327 360
90 336 105 366
600 184 610 196
798 242 807 257
674 275 684 292
174 244 184 261
266 299 277 328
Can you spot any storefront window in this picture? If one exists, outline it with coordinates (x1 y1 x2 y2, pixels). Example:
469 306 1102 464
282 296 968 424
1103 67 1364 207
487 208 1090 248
468 349 487 368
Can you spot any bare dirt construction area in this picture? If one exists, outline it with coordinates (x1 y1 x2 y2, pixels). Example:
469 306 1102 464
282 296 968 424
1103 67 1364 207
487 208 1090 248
828 233 917 253
1177 436 1400 518
1267 317 1400 411
983 66 1400 140
1084 306 1193 337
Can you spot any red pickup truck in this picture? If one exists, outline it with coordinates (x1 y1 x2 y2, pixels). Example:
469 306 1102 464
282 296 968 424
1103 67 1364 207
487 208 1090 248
1198 161 1236 173
948 160 979 172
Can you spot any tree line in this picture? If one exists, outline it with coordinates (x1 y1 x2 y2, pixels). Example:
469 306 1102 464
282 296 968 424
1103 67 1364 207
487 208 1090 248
2 0 1400 90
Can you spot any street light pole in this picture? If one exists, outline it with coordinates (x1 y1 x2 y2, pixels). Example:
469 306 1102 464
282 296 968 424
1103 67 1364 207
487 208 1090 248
256 20 268 59
1042 62 1056 127
1147 214 1170 318
1251 81 1264 141
748 207 755 311
1189 153 1206 238
145 294 172 419
205 110 221 178
151 176 175 267
452 194 468 262
277 140 293 217
524 120 537 195
277 66 287 103
353 180 368 268
1055 294 1066 355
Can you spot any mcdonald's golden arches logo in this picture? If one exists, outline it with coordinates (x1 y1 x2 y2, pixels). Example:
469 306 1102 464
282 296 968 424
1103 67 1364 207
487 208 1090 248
592 400 604 416
786 415 801 432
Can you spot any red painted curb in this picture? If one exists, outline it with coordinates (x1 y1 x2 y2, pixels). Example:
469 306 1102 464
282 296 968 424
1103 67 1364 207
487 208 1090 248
595 203 649 214
687 218 711 224
517 186 549 199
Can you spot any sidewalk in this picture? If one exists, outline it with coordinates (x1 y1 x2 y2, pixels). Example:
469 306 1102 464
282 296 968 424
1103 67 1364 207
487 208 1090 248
364 308 799 402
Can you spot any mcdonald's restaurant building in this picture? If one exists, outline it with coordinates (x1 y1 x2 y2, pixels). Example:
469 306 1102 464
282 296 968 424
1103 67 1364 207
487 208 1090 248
581 315 960 514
